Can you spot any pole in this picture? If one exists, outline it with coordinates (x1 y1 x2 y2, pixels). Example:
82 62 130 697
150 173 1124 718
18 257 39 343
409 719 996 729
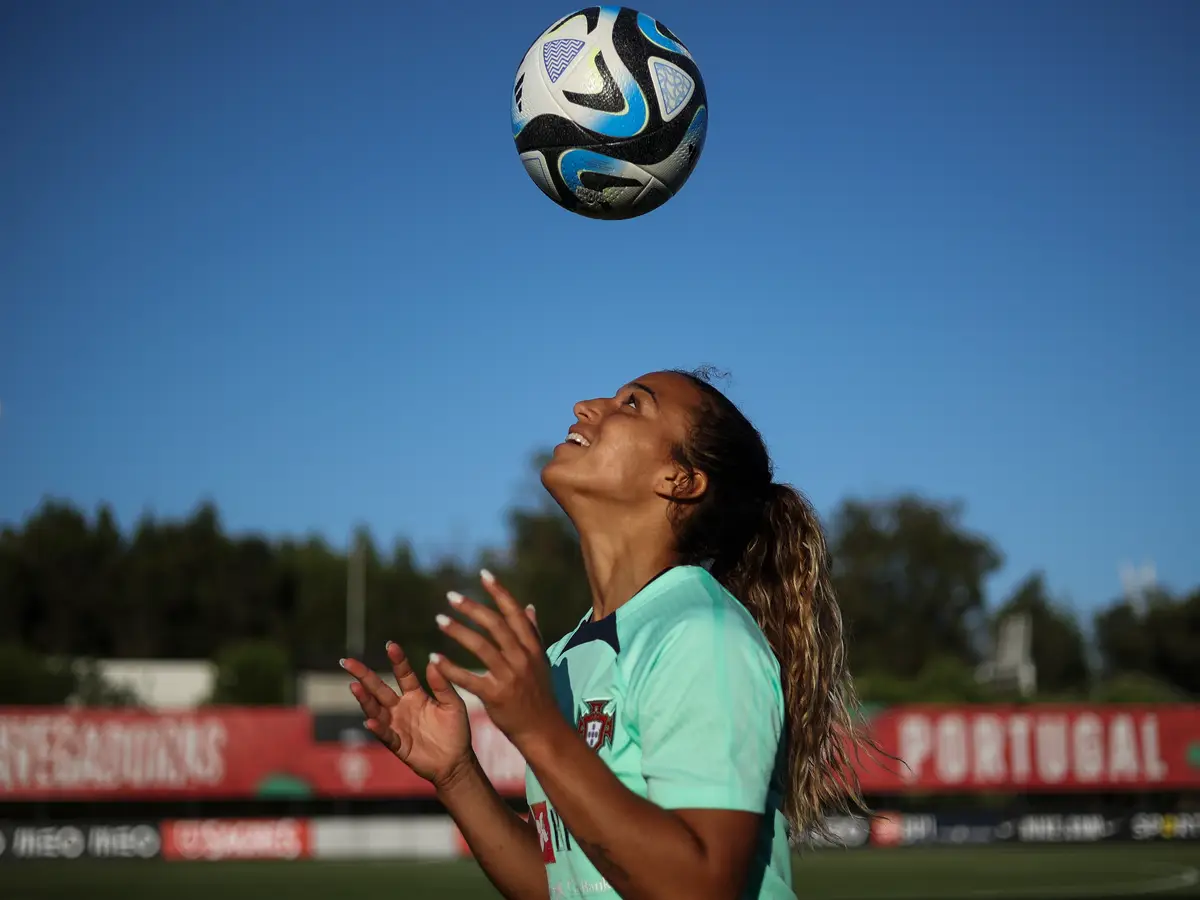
347 530 366 659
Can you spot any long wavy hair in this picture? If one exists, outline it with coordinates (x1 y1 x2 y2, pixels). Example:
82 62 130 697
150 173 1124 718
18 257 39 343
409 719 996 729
667 368 873 843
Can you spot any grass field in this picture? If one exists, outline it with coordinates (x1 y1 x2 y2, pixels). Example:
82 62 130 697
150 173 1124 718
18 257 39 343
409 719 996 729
3 845 1198 900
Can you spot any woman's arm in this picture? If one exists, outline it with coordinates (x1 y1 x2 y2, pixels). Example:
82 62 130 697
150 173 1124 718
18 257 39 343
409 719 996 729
520 717 760 900
435 753 549 900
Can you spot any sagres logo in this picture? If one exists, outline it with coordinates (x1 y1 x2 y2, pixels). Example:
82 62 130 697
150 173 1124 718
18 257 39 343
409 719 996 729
530 801 556 863
577 699 616 751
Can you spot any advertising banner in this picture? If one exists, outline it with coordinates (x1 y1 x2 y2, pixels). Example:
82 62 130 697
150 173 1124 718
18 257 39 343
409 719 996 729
0 822 162 861
855 705 1200 792
0 706 524 800
1 704 1197 799
160 819 310 861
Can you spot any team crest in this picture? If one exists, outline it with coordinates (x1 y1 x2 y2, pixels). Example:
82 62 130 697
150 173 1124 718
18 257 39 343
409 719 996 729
576 699 616 751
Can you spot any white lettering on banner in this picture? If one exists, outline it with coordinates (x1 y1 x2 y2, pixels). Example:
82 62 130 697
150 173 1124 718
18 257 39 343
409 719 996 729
171 819 304 860
1131 813 1200 841
898 711 1168 785
935 715 967 783
1074 714 1103 782
1016 814 1114 843
0 715 227 792
1008 715 1031 781
972 715 1005 782
88 824 161 858
1036 717 1068 783
11 825 85 859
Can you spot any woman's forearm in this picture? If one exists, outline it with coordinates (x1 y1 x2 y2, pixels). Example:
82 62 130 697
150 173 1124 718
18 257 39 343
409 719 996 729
518 719 722 900
436 753 547 900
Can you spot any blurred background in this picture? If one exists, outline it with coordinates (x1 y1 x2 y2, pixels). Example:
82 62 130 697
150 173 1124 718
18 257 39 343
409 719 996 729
1 0 1197 897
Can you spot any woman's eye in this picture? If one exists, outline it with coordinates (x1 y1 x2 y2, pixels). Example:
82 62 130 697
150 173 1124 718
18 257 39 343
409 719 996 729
623 394 638 409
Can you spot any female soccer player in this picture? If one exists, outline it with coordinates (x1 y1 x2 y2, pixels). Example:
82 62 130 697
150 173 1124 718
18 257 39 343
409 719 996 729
341 369 868 900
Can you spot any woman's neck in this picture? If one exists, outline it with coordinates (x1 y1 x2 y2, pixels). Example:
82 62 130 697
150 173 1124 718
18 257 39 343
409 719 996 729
577 518 680 621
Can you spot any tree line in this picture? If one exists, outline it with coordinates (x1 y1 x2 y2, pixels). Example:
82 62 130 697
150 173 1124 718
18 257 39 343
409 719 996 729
1 454 1196 705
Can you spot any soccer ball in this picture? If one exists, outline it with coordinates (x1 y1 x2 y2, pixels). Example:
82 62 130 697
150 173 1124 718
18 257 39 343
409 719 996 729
511 7 708 220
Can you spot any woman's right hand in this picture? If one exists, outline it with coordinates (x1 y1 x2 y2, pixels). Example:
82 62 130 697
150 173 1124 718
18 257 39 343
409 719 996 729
341 641 473 789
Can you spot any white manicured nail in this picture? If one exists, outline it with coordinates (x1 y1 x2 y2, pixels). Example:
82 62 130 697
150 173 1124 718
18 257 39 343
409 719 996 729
447 591 464 605
436 614 451 628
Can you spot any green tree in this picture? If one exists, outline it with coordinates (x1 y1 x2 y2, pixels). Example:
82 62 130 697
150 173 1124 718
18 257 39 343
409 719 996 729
210 640 292 705
830 495 1002 679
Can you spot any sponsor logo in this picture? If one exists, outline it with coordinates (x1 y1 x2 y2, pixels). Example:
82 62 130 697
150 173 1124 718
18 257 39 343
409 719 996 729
1131 812 1200 841
162 819 308 861
576 700 615 752
896 711 1170 787
1013 814 1119 843
0 824 161 861
531 802 556 864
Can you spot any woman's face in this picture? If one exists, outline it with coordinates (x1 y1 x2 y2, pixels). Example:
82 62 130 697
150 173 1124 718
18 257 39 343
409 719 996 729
541 371 705 509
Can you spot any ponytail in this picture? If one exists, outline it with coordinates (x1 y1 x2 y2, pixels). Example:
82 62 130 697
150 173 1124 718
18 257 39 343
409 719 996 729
668 368 875 843
716 484 869 841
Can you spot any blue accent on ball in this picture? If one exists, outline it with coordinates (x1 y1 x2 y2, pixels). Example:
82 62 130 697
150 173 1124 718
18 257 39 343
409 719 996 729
568 9 648 139
558 148 634 197
636 12 692 59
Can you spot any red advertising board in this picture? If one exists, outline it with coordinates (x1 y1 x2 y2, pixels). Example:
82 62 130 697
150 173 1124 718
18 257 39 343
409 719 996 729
0 706 524 800
1 704 1197 799
160 819 311 861
854 705 1200 792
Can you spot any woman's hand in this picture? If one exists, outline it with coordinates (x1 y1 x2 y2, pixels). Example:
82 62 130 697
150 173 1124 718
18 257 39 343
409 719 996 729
433 570 564 750
341 640 473 790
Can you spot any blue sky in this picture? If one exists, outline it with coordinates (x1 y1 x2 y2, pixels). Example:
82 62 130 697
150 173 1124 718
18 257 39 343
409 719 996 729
2 0 1197 615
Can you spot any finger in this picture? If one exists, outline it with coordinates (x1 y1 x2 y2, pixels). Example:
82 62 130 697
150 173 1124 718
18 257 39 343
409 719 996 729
364 717 402 754
447 591 523 660
431 652 488 697
340 657 399 708
425 657 464 707
437 612 509 674
525 605 543 646
386 641 424 695
480 569 542 655
349 680 386 721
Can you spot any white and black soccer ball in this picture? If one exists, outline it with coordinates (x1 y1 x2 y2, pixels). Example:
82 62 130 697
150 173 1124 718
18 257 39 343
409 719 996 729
512 6 707 220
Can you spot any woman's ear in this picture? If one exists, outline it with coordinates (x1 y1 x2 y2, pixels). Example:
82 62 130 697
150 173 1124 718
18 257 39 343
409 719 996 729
657 463 708 503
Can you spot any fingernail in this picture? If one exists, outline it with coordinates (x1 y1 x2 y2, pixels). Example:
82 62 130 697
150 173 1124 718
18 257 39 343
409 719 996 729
338 658 346 668
447 591 464 605
480 568 495 584
429 652 443 663
385 641 393 650
436 614 451 628
526 604 536 614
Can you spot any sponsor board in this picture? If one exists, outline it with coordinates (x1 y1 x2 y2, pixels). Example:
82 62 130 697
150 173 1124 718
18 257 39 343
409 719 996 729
0 823 161 861
800 815 871 848
859 706 1200 792
310 816 459 860
161 819 310 861
1 704 1196 798
1129 812 1200 841
993 813 1124 844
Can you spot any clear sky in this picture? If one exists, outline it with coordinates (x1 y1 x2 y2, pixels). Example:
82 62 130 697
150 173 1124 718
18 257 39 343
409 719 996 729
2 0 1197 615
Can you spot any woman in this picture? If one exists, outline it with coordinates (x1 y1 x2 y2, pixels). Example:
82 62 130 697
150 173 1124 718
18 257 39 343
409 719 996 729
341 369 868 900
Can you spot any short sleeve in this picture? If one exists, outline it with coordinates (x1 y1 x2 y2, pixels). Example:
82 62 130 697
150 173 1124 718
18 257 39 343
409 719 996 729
633 609 784 812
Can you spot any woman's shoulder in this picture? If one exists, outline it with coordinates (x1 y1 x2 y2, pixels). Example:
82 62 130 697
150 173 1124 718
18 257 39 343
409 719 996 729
623 566 777 661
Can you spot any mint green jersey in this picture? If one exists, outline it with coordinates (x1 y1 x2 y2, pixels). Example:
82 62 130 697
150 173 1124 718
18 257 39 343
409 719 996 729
525 565 794 899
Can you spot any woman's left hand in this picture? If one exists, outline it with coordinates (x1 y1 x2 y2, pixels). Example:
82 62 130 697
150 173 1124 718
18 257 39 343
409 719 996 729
433 570 564 749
